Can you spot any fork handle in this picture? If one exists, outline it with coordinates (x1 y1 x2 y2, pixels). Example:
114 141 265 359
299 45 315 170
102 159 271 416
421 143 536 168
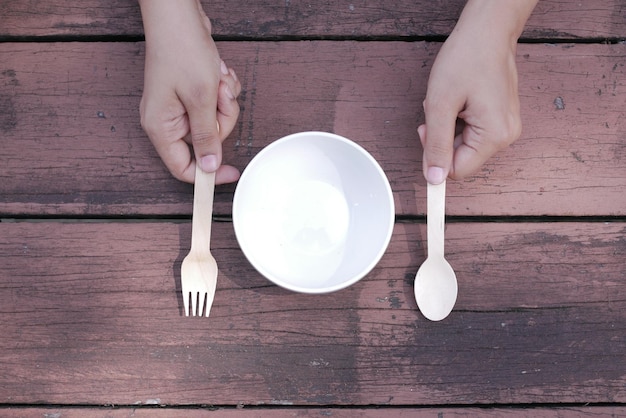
190 163 216 253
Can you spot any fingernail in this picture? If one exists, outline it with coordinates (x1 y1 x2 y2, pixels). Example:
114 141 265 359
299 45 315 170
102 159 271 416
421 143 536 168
417 125 426 141
225 84 235 100
426 166 445 185
220 60 229 75
200 154 219 172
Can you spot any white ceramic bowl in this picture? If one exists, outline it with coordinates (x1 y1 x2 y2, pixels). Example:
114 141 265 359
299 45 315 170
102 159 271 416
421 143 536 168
233 131 394 293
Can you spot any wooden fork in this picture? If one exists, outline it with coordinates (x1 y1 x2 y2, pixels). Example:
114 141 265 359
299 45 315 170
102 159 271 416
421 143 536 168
181 163 218 317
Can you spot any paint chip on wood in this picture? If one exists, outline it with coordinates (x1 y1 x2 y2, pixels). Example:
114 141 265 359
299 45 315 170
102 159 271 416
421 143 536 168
554 96 565 110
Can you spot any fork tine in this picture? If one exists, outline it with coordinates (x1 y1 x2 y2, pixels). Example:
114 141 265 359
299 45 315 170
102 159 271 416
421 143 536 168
205 292 213 317
200 292 207 317
191 291 198 316
183 291 190 316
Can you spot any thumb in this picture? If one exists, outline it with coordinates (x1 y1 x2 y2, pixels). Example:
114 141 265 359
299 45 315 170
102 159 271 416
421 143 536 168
187 97 221 173
419 103 458 184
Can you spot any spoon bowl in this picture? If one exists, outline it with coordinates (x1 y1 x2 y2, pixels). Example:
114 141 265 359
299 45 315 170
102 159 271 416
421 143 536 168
414 254 458 321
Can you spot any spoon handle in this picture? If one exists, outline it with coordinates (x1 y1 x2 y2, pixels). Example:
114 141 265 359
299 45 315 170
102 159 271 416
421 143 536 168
190 163 216 253
427 180 446 258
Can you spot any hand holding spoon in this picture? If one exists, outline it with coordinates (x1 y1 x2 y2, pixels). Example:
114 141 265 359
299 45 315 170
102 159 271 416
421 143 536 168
414 180 458 321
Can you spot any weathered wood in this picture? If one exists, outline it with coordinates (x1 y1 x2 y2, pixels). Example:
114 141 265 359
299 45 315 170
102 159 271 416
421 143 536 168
3 406 626 418
2 0 623 413
0 0 624 39
1 42 624 217
1 221 624 405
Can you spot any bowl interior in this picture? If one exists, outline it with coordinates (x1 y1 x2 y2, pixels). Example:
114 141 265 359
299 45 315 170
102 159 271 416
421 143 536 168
233 132 394 293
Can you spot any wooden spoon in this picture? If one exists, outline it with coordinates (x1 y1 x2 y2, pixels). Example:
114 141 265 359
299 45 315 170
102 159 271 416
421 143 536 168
414 180 458 321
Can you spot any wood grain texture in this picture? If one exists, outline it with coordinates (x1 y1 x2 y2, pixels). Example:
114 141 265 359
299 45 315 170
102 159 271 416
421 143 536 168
3 406 626 418
0 0 624 39
1 221 624 405
0 42 624 217
2 0 623 412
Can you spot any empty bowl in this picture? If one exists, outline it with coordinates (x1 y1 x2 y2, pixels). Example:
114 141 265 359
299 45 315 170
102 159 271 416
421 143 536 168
233 131 394 293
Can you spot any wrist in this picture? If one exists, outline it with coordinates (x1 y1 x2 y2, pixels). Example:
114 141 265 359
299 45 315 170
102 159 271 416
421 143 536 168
454 0 538 47
139 0 205 43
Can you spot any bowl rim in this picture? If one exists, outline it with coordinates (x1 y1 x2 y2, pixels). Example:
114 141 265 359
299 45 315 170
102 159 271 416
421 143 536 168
232 131 395 294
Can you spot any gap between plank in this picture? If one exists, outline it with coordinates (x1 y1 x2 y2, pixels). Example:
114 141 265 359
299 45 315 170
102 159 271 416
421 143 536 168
0 34 624 44
1 401 625 410
1 215 626 224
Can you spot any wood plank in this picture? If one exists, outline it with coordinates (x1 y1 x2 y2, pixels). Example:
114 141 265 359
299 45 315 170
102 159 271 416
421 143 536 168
1 42 624 217
1 221 624 405
0 0 624 39
3 406 626 418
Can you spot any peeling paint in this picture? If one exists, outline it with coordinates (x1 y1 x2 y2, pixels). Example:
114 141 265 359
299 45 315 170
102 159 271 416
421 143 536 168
554 96 565 110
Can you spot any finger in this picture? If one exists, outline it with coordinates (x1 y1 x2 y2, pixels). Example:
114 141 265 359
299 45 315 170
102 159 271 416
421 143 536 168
190 119 221 173
219 62 242 102
184 83 221 173
215 164 241 185
158 139 195 183
220 72 241 102
228 67 242 97
421 99 461 184
140 98 196 183
216 79 240 139
450 124 513 180
450 141 496 180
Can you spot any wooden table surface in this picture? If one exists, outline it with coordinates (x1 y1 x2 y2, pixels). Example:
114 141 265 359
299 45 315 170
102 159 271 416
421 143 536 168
1 1 625 416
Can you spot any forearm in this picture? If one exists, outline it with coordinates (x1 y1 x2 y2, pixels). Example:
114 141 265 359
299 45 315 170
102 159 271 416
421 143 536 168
139 0 205 44
454 0 538 46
